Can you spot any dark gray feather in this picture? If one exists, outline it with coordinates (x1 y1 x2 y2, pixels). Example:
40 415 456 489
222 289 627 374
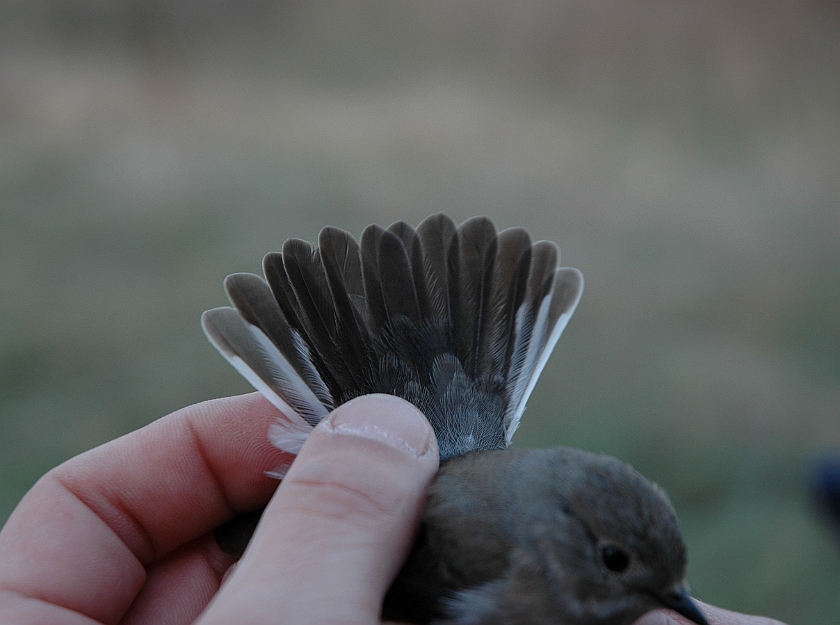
360 224 389 335
453 216 498 378
416 213 457 324
484 228 532 385
378 228 423 325
317 226 374 394
318 226 367 320
388 220 433 320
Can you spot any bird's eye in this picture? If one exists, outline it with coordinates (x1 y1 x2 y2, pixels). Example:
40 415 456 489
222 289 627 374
601 545 630 572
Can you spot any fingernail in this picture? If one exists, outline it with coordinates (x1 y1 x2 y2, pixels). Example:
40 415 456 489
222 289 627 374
633 611 676 625
325 394 436 459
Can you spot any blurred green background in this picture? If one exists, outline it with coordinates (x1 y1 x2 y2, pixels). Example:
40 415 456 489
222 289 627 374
1 1 839 622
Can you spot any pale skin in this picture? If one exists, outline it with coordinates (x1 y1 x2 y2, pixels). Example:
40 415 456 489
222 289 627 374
0 393 785 625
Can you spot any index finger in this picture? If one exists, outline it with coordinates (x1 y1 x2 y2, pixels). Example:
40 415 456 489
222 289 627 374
0 392 286 623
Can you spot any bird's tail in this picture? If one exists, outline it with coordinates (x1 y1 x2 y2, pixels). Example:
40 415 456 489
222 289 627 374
202 214 582 460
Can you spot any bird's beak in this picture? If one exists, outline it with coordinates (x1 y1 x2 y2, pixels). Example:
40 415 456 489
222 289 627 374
656 587 709 625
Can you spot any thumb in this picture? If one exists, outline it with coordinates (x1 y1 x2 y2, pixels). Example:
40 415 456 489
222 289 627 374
197 394 439 625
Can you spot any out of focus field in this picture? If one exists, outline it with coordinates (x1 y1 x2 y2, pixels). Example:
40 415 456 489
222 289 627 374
1 2 838 622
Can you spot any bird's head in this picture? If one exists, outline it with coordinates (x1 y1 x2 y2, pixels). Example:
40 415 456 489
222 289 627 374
530 449 708 625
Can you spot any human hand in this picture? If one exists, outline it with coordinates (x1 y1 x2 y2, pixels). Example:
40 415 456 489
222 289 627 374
0 391 786 625
0 393 439 624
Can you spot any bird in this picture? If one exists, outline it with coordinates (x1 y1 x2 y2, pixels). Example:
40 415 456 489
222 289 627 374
202 213 708 625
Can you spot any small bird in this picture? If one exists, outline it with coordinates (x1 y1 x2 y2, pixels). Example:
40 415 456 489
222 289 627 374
202 214 708 625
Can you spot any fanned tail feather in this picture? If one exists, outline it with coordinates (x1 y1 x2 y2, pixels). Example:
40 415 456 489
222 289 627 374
200 307 329 436
202 214 583 462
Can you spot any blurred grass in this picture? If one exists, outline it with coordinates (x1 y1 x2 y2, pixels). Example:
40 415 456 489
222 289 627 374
2 2 839 622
